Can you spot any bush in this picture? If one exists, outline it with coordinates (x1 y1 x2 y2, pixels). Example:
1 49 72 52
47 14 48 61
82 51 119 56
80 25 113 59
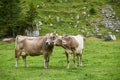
89 8 96 15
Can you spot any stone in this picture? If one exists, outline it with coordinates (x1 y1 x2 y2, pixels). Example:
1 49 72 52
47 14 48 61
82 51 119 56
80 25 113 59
50 23 53 26
56 16 60 23
115 29 119 33
104 32 116 41
76 14 80 20
82 11 86 15
95 33 102 38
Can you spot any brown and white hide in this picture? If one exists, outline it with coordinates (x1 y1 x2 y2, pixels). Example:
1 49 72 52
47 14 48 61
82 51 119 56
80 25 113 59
54 35 85 69
15 33 56 69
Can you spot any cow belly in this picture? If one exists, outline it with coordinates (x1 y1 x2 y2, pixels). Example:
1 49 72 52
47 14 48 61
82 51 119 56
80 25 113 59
24 49 43 56
29 53 42 56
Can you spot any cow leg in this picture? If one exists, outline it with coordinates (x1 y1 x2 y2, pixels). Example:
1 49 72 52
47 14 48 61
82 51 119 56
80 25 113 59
66 53 70 69
79 54 82 66
44 55 48 69
22 56 28 68
73 52 77 68
15 49 20 68
46 55 50 68
79 50 83 66
15 58 19 68
77 54 80 66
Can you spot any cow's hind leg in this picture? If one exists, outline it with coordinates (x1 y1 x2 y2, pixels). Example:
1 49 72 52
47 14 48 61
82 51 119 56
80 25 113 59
15 49 20 68
22 56 28 68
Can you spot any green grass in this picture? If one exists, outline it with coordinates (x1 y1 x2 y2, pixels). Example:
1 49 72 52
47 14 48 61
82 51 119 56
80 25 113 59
0 37 120 80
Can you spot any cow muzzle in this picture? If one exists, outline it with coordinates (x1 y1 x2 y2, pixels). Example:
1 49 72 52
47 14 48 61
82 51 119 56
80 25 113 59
45 42 54 45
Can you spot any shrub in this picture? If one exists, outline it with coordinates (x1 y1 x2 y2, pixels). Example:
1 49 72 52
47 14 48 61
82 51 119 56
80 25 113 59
89 8 96 15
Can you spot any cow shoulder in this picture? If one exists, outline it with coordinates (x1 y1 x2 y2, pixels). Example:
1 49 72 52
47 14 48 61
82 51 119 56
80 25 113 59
62 36 78 49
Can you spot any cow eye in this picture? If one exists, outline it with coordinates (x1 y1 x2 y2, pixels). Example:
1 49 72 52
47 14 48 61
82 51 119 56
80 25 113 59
52 36 55 39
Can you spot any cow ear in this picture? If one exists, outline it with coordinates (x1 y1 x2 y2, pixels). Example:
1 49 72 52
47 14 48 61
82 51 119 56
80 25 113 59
67 36 71 40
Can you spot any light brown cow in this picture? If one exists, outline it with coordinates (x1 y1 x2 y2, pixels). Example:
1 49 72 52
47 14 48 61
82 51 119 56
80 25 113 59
15 33 56 69
2 38 15 43
54 35 85 69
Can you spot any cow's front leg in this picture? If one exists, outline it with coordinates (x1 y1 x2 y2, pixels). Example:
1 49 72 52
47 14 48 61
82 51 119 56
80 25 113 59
66 53 70 69
44 55 48 69
79 54 82 66
46 55 50 68
22 56 28 68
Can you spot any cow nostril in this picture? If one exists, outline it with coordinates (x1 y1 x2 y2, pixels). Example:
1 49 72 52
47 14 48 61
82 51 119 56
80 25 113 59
52 42 54 44
46 42 48 45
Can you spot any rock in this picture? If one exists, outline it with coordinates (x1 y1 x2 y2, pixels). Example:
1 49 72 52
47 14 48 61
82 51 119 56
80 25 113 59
56 16 60 23
94 26 99 32
50 23 53 26
115 29 119 33
82 11 86 15
95 33 103 38
76 14 80 20
104 32 116 41
99 8 105 14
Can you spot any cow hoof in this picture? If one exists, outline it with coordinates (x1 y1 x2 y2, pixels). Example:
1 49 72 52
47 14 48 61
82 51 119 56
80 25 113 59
79 64 82 67
44 67 48 69
15 65 18 68
75 66 77 68
66 66 70 69
15 66 18 68
25 65 29 68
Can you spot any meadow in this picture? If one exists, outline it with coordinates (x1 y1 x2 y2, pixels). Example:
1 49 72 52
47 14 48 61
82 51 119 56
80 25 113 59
0 37 120 80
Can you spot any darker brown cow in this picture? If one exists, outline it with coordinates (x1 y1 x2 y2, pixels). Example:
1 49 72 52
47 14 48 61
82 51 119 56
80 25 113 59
54 35 85 69
15 33 56 69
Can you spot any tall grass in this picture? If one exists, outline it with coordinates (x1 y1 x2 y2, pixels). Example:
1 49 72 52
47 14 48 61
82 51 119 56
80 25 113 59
0 37 120 80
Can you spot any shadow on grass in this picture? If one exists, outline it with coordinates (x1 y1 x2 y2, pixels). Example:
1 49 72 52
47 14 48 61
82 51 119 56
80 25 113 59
14 65 83 70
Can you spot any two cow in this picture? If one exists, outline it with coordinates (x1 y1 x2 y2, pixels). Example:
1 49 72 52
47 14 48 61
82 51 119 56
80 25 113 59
15 33 85 69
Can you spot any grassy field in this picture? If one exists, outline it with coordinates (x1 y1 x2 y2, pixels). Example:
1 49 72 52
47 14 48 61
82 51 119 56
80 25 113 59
0 37 120 80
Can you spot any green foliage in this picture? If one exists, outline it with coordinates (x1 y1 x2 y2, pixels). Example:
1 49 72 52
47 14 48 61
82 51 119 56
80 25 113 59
25 2 37 31
108 1 120 18
0 0 21 37
0 38 120 80
89 8 96 15
15 2 38 35
0 0 38 37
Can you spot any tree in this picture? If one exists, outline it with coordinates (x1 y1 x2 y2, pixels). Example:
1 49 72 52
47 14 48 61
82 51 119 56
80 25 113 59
25 2 37 32
17 2 38 36
0 0 21 37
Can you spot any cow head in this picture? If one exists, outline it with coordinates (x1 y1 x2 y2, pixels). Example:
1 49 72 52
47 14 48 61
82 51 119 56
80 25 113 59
54 35 70 47
45 33 57 45
54 36 63 46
